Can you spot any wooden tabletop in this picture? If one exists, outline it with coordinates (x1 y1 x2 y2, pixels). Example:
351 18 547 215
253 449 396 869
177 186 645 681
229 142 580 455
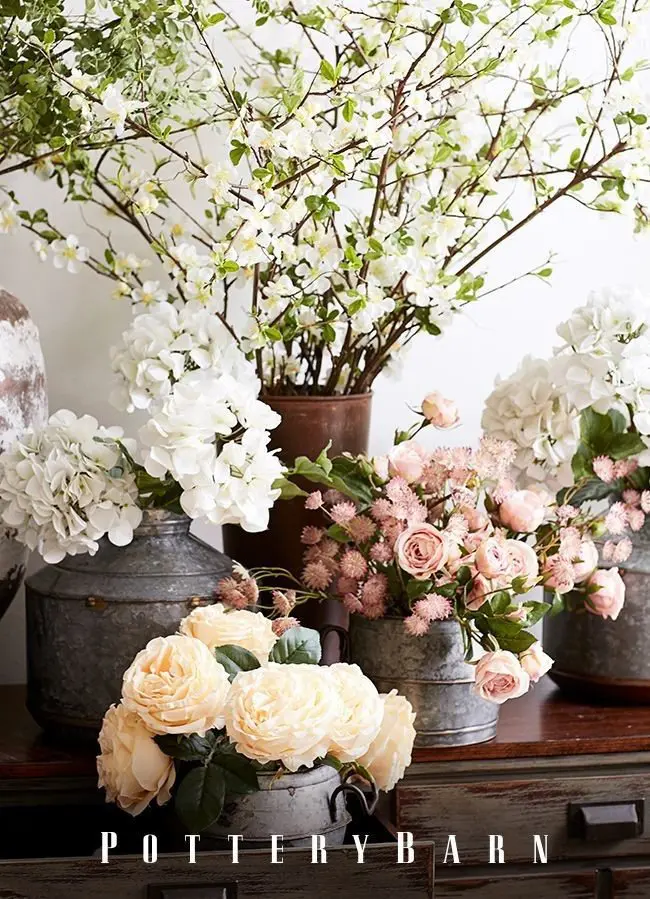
2 679 650 780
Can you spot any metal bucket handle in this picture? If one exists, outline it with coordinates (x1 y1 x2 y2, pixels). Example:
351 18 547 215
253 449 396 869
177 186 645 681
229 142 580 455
329 769 379 822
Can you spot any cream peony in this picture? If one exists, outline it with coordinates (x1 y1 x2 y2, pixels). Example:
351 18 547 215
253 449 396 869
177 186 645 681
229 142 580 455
327 663 384 763
122 634 231 735
359 691 416 792
179 603 277 662
519 642 554 683
97 703 175 816
225 663 338 771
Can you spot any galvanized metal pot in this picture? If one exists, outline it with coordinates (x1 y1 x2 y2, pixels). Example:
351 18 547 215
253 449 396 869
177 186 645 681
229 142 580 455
203 765 352 848
544 524 650 703
26 510 231 740
350 616 498 747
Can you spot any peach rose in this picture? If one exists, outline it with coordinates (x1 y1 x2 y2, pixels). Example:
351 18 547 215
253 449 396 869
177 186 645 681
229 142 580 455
473 651 530 704
388 440 429 484
225 663 338 771
466 573 490 611
395 523 448 580
519 642 553 683
97 703 175 816
359 691 416 792
122 634 231 735
586 568 626 620
179 603 277 663
459 505 490 533
572 539 599 583
499 490 546 533
475 537 511 579
327 663 384 763
421 392 460 429
505 539 539 590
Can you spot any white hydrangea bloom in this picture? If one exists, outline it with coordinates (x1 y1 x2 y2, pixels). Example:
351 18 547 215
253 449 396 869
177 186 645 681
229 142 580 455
0 411 142 563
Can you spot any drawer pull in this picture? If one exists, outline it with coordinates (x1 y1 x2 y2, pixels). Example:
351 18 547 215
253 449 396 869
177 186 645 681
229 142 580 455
568 799 645 842
148 886 236 898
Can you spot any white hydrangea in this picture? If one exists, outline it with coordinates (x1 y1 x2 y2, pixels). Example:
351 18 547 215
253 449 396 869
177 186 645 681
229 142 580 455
0 411 142 563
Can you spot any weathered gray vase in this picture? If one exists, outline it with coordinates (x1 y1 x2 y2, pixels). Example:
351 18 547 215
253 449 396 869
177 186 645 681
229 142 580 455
0 289 48 621
26 510 231 740
204 766 351 848
350 616 499 747
544 524 650 703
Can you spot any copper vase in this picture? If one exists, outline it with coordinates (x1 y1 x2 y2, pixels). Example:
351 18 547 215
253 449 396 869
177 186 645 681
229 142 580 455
222 393 372 661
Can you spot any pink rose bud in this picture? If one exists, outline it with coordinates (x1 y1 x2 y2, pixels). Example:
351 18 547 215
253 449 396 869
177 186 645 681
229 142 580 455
395 523 448 580
519 642 553 683
586 568 626 620
373 454 390 481
475 536 512 579
387 440 430 484
473 651 530 704
572 539 599 583
499 489 546 533
466 573 490 611
421 391 460 429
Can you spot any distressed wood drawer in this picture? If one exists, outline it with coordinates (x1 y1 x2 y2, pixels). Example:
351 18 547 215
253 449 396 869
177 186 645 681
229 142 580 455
396 770 650 865
611 867 650 897
0 844 435 899
434 869 596 898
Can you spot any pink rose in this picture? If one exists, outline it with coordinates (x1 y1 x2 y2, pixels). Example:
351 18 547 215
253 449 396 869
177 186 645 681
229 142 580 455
572 539 599 583
519 642 553 683
475 537 511 579
473 651 530 705
586 568 626 620
499 490 546 533
373 455 389 481
388 440 429 484
459 504 489 532
505 539 539 590
466 573 490 611
421 392 460 429
396 523 448 580
445 540 463 575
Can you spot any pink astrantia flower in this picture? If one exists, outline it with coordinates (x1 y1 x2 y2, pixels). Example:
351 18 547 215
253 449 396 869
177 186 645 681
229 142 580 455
336 575 359 596
340 549 368 579
272 617 300 636
602 540 615 561
613 537 633 563
446 513 469 542
414 594 452 622
343 593 363 614
305 491 323 510
302 560 333 590
330 501 357 525
371 498 394 522
404 613 430 636
272 590 297 616
593 456 615 483
556 504 578 525
216 575 258 609
543 556 575 594
614 459 638 478
347 515 376 543
301 526 324 545
641 491 650 514
362 573 388 603
559 527 582 561
370 541 394 563
605 502 628 535
623 489 641 507
627 508 645 532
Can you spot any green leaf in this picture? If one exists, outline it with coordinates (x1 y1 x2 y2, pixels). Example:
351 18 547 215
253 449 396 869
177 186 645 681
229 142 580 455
175 764 226 832
326 523 351 543
319 59 338 83
342 98 355 122
212 750 259 794
407 579 432 600
489 592 511 615
270 626 322 665
492 628 538 654
522 600 551 626
154 730 221 761
322 753 343 771
273 476 308 500
214 644 261 681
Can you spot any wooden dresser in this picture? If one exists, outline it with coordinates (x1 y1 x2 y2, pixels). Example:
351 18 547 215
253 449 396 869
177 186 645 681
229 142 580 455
387 678 650 898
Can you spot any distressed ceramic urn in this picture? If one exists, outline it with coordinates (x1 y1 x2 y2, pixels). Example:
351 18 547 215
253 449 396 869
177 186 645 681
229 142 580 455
26 510 231 741
350 616 499 747
0 289 48 621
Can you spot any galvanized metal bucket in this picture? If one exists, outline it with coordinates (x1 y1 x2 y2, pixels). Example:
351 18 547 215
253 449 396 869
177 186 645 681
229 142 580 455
25 510 231 740
349 616 499 747
203 765 354 848
544 524 650 703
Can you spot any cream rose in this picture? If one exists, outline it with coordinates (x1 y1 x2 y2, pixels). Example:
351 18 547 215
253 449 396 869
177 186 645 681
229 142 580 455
519 642 553 683
586 568 626 620
572 539 599 583
475 537 511 579
505 539 539 589
359 691 416 792
225 663 338 771
473 651 530 704
421 392 459 429
499 490 546 533
122 634 231 735
327 663 384 763
97 703 175 816
388 440 429 484
180 603 277 662
395 523 448 580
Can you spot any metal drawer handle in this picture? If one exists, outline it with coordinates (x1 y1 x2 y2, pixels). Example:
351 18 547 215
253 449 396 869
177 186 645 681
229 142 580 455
148 886 237 898
568 799 645 842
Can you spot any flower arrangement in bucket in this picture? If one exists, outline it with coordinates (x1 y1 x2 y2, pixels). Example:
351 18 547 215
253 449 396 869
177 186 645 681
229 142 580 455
97 595 416 840
279 392 624 744
483 288 650 698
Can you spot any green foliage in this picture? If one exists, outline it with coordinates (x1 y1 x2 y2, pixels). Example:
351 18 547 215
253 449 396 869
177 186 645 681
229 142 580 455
214 645 261 681
269 626 322 665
